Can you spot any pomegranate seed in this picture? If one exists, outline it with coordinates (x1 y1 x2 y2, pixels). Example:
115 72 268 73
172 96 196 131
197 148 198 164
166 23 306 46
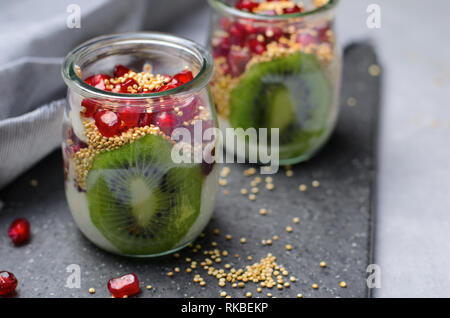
317 26 331 42
229 25 246 46
138 113 153 127
118 106 141 128
213 37 231 58
158 83 179 92
113 64 130 78
220 17 232 31
235 0 259 12
174 70 194 85
81 99 99 118
85 74 111 90
8 218 30 245
107 273 140 298
120 78 139 93
283 6 303 14
249 38 266 55
227 48 251 77
296 32 318 46
68 128 88 153
0 271 18 296
95 110 121 137
155 112 179 136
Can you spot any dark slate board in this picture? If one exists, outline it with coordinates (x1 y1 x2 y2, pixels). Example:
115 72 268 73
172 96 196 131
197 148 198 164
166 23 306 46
0 44 380 298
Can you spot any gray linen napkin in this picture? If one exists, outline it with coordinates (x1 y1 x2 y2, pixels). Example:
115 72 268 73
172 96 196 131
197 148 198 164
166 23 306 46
0 0 201 189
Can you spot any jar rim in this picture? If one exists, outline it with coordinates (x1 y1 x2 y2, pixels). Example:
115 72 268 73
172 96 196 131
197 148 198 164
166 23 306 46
208 0 338 20
61 32 214 100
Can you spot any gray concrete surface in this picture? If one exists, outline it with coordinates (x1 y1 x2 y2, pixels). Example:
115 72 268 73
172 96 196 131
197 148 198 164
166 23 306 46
0 45 379 298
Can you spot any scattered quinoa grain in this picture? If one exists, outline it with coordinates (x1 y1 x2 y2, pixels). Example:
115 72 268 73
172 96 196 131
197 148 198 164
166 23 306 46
286 170 294 177
312 283 319 289
340 281 347 288
259 208 267 215
225 234 232 240
299 185 307 192
293 217 300 224
240 188 248 195
320 261 327 268
286 226 293 233
213 228 220 235
297 293 303 298
285 244 292 251
89 288 95 294
146 285 152 290
312 180 320 188
246 292 252 298
249 194 256 201
167 272 174 277
266 183 275 190
240 238 247 244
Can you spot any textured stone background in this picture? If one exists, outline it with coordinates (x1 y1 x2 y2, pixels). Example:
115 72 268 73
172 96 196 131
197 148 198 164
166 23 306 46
0 44 380 298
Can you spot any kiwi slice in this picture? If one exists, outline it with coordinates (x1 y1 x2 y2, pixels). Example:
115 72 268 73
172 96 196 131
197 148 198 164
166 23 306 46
229 51 333 160
86 134 203 255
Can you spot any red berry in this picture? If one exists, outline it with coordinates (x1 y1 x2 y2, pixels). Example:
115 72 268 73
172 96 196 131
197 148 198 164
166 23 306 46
0 271 18 296
95 110 121 137
283 6 303 14
84 74 111 90
8 218 30 245
174 70 194 85
155 112 179 135
227 48 251 77
235 0 259 12
81 99 99 118
113 64 131 78
219 17 232 31
107 273 140 298
120 77 139 94
249 38 266 55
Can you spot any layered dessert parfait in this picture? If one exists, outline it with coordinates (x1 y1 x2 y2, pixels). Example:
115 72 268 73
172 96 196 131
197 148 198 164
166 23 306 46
62 33 217 257
208 0 341 164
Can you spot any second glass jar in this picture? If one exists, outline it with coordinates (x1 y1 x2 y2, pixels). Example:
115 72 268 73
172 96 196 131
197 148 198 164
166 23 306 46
208 0 341 165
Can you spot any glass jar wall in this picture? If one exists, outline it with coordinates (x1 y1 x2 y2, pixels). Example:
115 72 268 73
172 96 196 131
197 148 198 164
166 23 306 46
208 0 341 165
62 33 218 257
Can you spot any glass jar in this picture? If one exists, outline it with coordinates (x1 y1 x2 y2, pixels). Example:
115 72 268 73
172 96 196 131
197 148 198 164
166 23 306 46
208 0 341 165
61 32 218 257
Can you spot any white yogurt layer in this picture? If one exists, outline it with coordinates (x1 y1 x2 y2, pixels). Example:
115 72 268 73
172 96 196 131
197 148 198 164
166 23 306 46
65 158 219 256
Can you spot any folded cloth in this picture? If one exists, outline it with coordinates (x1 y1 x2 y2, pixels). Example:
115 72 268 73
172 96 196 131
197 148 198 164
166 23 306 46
0 0 201 189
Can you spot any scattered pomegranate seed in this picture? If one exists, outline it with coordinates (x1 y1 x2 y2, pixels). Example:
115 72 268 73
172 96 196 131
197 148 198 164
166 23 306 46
235 0 259 12
81 99 99 118
95 110 122 137
283 6 303 14
8 218 30 245
107 273 140 298
0 271 18 296
84 74 111 90
113 64 130 78
118 106 141 128
249 38 266 55
155 112 179 136
174 70 194 85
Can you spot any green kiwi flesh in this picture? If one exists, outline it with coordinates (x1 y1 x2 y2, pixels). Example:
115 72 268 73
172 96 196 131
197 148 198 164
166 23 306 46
229 51 333 161
86 134 203 255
